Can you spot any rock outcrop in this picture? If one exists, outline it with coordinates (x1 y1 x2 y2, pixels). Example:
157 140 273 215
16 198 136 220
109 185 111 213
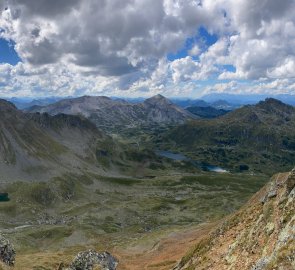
62 250 118 270
0 234 16 266
174 167 295 270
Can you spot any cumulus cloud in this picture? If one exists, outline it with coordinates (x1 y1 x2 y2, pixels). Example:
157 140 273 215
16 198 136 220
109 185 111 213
188 45 201 56
1 0 216 74
0 0 294 97
217 0 295 80
203 79 295 96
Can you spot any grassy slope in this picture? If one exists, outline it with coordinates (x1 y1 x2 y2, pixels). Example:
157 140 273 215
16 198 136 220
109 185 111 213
0 171 268 269
159 99 295 175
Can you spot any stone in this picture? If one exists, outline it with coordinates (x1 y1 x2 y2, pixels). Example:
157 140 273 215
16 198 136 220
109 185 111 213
286 169 295 193
66 250 118 270
267 189 277 198
251 257 269 270
0 234 16 266
265 222 275 235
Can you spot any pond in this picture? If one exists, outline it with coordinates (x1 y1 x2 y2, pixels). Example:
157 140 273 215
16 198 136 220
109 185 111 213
0 193 10 202
156 150 229 173
155 150 188 161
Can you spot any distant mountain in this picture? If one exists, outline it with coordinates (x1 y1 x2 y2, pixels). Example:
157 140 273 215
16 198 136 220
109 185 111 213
27 94 195 129
7 97 64 109
211 99 239 110
112 97 144 103
171 98 240 110
171 99 210 108
142 94 195 123
162 98 295 174
202 93 295 106
186 106 229 119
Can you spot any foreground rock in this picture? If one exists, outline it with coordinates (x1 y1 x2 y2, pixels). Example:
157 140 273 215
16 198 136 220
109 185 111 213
62 250 118 270
0 234 16 266
174 167 295 270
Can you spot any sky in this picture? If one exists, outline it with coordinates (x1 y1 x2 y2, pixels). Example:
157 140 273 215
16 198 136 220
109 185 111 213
0 0 295 98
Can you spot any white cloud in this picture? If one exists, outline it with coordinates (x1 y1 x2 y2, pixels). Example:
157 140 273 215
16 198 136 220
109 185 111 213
203 79 295 96
188 45 201 56
215 0 295 80
267 57 295 78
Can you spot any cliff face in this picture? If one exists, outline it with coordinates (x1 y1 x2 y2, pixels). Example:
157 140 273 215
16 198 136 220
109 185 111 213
175 168 295 270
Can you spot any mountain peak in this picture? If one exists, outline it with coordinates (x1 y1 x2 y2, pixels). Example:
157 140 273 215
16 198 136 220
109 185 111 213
144 94 171 105
257 98 294 113
259 98 286 106
152 94 166 99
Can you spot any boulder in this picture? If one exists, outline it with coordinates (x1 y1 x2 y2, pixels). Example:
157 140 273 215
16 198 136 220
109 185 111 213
286 168 295 193
64 250 118 270
0 234 16 266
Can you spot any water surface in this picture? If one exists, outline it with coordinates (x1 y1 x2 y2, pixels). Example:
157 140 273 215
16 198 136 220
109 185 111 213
156 150 228 173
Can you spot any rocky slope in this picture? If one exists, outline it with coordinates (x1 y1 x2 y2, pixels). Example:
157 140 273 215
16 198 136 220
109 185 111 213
0 99 118 182
27 94 195 129
174 167 295 270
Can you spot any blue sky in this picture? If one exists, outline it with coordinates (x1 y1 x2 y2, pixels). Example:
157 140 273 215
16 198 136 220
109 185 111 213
167 27 218 61
0 0 294 98
0 38 21 65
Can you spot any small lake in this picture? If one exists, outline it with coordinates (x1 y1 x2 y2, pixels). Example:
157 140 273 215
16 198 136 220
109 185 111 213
0 193 10 202
155 150 188 161
156 150 229 173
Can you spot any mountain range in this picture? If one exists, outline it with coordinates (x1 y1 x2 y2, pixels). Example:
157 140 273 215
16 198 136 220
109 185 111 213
2 95 295 177
202 93 295 106
27 94 196 130
186 106 229 119
6 97 64 110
